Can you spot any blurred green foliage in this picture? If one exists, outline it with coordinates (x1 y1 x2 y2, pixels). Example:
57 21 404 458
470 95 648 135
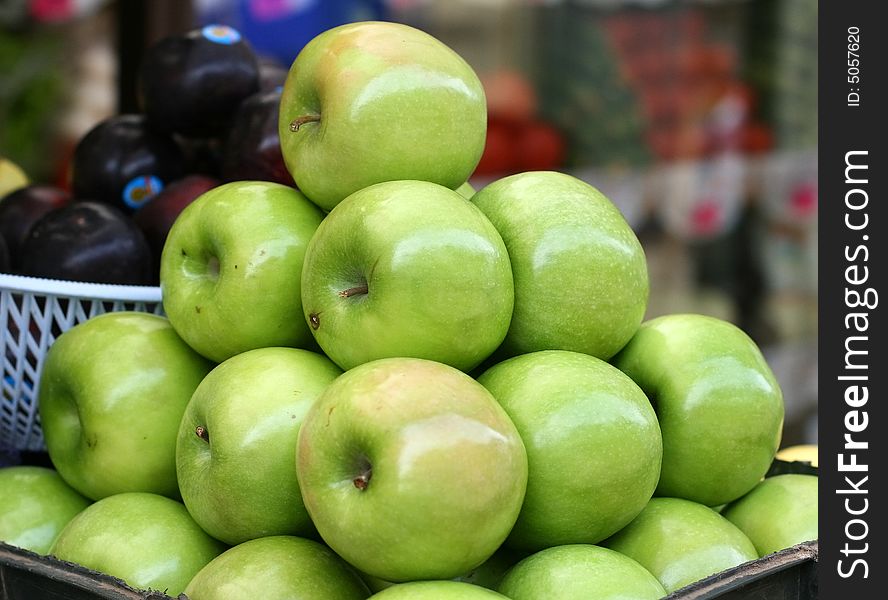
0 29 64 181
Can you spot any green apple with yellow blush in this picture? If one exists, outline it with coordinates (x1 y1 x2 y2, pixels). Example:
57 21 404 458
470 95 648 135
296 357 528 582
279 21 486 211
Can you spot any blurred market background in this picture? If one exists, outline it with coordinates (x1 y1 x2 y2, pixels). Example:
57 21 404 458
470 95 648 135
0 0 817 444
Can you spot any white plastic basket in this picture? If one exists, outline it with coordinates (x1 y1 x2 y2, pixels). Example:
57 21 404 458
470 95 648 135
0 274 163 452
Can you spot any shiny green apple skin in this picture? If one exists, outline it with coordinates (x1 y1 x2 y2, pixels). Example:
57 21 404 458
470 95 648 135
497 544 666 600
603 497 758 594
477 350 661 551
296 357 528 582
176 347 342 545
611 314 784 506
0 466 90 554
50 492 226 596
184 536 370 600
370 581 508 599
722 474 818 556
160 181 324 362
301 181 513 372
278 21 486 211
472 171 648 360
38 312 213 500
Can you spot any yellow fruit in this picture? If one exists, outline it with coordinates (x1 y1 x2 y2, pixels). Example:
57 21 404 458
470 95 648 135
0 157 29 198
776 444 818 467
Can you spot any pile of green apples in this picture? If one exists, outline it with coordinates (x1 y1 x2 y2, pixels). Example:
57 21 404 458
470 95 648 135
0 21 816 600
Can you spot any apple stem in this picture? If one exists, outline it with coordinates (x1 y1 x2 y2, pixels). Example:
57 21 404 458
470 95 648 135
353 470 371 490
309 313 320 330
195 426 210 444
338 284 369 298
289 115 321 132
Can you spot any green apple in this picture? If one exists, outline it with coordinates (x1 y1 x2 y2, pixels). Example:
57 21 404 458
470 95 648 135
722 474 818 556
278 21 486 211
38 312 213 500
611 314 784 506
160 181 324 362
369 581 508 599
184 536 370 599
296 357 528 582
472 171 648 360
477 350 661 551
176 347 341 545
0 466 90 554
602 497 758 594
50 492 225 596
301 180 513 372
497 545 666 600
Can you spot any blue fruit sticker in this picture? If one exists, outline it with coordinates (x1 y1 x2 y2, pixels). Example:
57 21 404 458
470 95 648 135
201 24 242 45
123 176 164 210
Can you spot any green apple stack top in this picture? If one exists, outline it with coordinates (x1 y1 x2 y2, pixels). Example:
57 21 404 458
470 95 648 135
0 19 812 600
277 21 486 211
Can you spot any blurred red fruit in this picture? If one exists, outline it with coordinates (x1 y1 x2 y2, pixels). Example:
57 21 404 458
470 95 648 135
474 121 517 177
481 70 537 124
515 121 566 171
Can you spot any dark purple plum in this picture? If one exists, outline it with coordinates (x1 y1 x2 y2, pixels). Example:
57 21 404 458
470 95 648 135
139 24 260 139
176 136 224 178
70 114 185 213
20 202 153 285
222 88 294 186
257 58 288 92
134 174 220 275
0 184 72 270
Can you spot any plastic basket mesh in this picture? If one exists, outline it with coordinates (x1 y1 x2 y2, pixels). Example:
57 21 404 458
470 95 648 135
1 274 163 452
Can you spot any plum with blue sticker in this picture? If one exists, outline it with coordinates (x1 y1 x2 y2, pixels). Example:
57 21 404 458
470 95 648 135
202 25 242 45
123 176 164 210
139 24 260 137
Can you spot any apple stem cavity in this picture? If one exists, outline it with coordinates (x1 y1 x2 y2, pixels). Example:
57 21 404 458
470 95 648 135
338 284 369 299
195 425 210 444
206 255 220 279
309 313 320 330
289 115 321 132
